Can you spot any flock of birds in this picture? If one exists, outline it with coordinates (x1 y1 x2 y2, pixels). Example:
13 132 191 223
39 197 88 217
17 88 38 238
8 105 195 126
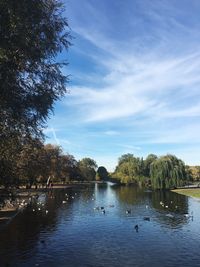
30 196 191 255
1 197 34 212
92 205 151 232
34 192 194 234
2 191 194 235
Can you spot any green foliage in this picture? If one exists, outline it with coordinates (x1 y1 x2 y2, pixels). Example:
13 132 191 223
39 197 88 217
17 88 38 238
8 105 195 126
143 154 157 177
96 166 108 181
150 154 187 189
16 138 45 187
78 158 97 181
0 0 71 186
40 144 79 183
189 166 200 181
0 0 71 137
113 154 145 184
0 133 22 187
59 154 78 183
112 153 191 189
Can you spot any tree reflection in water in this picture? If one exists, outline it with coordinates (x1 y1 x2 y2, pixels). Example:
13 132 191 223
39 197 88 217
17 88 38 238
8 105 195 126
0 184 196 267
113 185 189 228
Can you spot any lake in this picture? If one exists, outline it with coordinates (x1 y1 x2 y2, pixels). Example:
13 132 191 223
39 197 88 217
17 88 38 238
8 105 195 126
0 183 200 267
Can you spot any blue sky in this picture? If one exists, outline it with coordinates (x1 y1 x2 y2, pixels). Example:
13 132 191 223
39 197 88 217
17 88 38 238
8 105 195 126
45 0 200 171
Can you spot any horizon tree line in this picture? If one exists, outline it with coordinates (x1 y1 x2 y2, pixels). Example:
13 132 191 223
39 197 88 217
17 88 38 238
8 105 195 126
112 153 196 189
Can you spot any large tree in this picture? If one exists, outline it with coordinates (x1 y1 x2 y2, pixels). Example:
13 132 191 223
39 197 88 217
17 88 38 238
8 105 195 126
0 0 71 136
16 138 45 187
96 166 109 181
114 154 143 184
0 0 71 186
78 158 97 181
59 154 78 183
150 154 187 189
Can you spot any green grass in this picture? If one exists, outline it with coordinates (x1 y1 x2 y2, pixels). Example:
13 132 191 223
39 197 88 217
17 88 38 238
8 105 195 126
172 188 200 198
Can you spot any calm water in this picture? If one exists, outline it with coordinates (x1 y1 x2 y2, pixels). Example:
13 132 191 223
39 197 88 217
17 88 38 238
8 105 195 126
0 183 200 267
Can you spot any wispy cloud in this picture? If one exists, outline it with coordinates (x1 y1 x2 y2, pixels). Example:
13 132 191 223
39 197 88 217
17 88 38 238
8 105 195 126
66 52 200 124
44 127 60 146
48 0 200 168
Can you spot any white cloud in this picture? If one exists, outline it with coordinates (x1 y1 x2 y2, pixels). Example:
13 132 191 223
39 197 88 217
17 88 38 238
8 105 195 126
66 51 200 125
48 0 200 166
145 123 200 145
43 127 60 144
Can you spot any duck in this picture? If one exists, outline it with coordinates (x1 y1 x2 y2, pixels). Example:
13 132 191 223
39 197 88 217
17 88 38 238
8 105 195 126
134 224 139 232
143 217 150 221
126 209 131 214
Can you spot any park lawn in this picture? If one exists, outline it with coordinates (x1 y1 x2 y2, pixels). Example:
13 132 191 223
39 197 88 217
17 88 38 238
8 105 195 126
172 188 200 198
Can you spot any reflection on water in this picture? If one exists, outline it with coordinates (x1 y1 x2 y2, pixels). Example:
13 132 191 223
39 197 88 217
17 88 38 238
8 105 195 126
0 183 200 267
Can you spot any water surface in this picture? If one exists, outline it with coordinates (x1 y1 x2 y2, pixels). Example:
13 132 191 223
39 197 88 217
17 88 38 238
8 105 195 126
0 183 200 267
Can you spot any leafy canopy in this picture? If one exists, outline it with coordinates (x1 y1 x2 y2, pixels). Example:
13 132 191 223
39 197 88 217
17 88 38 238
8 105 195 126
0 0 71 137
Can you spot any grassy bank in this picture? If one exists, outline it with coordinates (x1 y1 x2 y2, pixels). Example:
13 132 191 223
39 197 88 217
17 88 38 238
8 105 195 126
172 188 200 198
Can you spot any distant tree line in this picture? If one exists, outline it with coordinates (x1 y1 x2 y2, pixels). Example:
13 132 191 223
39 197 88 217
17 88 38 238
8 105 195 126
0 138 198 190
111 153 196 189
0 136 110 188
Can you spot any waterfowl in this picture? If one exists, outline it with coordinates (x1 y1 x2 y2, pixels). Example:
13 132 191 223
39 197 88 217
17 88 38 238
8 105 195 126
134 224 139 232
126 209 131 214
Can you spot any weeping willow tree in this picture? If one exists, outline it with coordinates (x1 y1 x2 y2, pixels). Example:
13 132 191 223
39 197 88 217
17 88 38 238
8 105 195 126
150 154 187 189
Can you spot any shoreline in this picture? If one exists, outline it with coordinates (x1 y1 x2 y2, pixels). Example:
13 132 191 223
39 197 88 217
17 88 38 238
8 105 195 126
0 182 97 213
0 182 99 227
172 188 200 198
